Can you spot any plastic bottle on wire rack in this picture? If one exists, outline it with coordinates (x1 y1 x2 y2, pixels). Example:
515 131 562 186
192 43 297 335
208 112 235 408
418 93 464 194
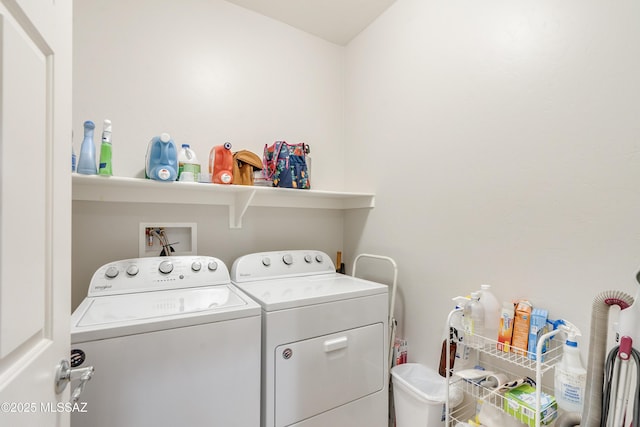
451 296 474 370
478 284 500 343
463 292 485 340
178 144 200 182
554 320 586 413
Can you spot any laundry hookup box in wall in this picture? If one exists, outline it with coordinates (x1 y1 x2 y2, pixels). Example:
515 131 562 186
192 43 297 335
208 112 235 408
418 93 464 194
503 384 557 427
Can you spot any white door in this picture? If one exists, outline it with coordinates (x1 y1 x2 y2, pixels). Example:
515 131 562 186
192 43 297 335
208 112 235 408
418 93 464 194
0 0 72 425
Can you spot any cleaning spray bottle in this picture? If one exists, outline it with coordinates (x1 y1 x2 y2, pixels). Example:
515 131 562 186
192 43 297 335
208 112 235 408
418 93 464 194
98 119 112 176
440 296 474 377
77 120 97 175
553 319 586 413
452 296 474 370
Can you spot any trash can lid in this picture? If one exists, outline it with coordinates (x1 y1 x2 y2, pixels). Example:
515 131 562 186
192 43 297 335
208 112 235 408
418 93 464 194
391 363 450 402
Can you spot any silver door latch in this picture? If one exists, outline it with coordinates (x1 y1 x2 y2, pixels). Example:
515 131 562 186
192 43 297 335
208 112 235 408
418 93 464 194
55 359 95 402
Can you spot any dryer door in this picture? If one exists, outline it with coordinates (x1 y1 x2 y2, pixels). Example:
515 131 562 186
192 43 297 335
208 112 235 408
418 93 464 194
274 322 384 426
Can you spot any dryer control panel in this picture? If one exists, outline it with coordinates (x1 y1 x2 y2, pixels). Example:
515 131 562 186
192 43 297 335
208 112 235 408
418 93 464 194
87 256 230 297
230 250 335 282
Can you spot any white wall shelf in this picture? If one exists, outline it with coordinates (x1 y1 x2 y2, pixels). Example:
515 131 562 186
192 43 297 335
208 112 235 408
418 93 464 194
72 175 375 228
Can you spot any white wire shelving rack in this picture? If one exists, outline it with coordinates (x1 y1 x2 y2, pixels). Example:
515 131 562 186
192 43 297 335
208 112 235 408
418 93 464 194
445 310 563 427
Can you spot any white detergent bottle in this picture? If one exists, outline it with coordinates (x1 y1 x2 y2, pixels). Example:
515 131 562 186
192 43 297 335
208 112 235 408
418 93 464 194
554 320 586 413
178 143 200 181
479 284 500 342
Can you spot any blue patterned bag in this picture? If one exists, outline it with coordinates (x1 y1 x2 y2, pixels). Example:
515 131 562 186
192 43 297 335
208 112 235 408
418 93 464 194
263 141 310 189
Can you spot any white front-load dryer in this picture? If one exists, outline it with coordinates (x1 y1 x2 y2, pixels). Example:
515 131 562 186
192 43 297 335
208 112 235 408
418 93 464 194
231 250 389 427
70 256 261 427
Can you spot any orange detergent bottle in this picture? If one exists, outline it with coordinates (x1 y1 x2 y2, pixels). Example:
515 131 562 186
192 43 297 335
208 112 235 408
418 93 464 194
209 142 233 184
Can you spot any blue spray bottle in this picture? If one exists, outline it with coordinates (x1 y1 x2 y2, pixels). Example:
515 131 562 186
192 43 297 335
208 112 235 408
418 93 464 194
77 120 97 175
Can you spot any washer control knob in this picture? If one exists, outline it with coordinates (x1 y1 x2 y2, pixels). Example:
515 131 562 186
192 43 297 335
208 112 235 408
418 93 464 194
191 261 202 272
282 254 293 265
126 265 139 277
315 254 324 263
262 257 271 267
207 261 218 272
105 266 119 279
158 261 174 274
304 255 313 263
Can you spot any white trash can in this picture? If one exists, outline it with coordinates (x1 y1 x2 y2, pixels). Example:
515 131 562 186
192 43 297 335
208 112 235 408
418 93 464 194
391 363 462 427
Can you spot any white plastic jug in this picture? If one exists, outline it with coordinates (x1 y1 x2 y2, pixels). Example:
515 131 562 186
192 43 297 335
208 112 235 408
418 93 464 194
145 133 178 181
178 144 200 182
479 284 500 341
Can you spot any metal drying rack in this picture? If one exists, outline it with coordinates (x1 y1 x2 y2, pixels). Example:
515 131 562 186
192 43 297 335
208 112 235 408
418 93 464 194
352 253 399 372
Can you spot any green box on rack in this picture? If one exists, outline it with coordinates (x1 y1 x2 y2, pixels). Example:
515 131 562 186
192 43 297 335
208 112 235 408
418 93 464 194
503 384 557 427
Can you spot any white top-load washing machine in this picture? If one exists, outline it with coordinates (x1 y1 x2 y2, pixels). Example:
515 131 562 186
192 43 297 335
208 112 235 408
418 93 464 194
70 256 261 427
231 250 389 427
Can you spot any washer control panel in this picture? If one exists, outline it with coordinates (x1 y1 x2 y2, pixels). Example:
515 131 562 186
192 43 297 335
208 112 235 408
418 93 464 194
230 250 335 282
87 256 230 297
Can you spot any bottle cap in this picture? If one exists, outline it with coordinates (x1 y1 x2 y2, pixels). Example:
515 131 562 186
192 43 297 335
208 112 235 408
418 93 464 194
182 144 190 148
157 168 171 180
160 133 171 143
84 120 95 129
103 119 112 132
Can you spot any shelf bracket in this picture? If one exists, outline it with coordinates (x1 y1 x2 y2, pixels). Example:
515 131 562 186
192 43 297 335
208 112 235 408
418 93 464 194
229 188 256 228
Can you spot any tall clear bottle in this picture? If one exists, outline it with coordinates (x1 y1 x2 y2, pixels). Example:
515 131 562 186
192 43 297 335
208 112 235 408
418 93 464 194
77 120 97 175
463 292 485 343
479 284 500 342
98 119 113 176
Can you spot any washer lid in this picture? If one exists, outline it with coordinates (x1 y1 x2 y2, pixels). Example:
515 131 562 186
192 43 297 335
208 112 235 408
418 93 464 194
71 285 260 342
234 273 388 311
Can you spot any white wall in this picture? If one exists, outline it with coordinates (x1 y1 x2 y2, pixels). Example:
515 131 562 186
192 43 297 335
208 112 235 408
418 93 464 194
345 0 640 368
72 0 348 308
73 0 344 188
72 202 344 308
